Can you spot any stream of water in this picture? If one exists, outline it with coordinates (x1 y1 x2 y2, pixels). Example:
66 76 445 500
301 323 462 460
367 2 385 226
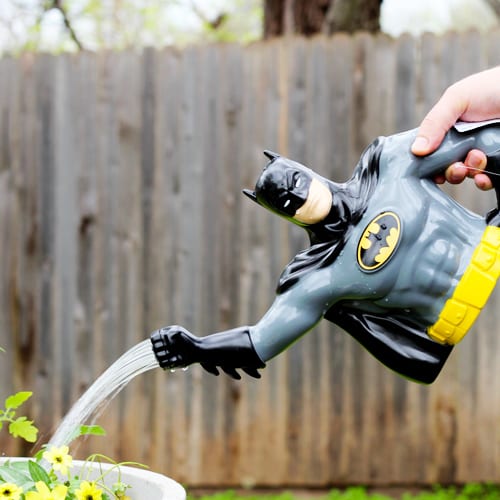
49 339 159 448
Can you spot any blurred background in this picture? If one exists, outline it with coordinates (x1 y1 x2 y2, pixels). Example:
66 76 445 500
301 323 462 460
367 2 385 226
0 0 499 53
1 0 500 492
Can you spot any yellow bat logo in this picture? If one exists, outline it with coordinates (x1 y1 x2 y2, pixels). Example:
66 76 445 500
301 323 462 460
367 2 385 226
357 212 401 272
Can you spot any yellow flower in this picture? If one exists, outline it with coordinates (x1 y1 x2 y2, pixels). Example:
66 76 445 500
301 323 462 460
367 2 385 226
0 483 23 500
75 481 103 500
42 445 73 475
25 481 68 500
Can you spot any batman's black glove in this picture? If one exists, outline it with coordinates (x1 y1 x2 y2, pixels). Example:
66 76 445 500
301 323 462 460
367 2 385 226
150 325 266 380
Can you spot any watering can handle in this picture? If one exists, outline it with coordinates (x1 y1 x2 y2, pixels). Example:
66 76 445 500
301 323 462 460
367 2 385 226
484 149 500 224
453 120 500 216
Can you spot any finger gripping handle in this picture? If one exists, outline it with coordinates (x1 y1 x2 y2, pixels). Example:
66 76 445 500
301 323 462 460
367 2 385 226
486 150 500 213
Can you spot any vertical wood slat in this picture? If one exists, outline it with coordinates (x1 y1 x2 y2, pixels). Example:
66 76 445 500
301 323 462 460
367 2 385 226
1 30 500 488
0 56 23 456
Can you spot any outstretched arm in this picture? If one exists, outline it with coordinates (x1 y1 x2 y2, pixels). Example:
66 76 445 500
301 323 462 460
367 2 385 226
150 265 336 379
249 270 334 361
150 325 266 380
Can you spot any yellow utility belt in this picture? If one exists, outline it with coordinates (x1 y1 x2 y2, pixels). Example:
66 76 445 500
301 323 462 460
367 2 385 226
428 225 500 345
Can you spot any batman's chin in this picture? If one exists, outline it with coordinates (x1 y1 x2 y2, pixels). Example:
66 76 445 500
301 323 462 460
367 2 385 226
293 178 332 224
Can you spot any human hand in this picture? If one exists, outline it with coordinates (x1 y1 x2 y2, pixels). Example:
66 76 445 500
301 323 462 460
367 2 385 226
412 67 500 155
432 148 492 191
411 66 500 189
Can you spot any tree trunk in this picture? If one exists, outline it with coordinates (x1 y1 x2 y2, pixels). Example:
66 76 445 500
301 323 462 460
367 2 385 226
264 0 381 38
484 0 500 17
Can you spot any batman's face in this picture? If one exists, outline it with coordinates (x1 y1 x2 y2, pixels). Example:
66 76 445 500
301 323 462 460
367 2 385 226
243 152 333 225
255 159 312 217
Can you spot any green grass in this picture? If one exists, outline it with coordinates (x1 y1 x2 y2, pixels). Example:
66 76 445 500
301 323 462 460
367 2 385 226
191 484 500 500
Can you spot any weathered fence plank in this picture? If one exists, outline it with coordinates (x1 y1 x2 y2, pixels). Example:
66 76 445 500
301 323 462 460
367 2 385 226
1 31 500 488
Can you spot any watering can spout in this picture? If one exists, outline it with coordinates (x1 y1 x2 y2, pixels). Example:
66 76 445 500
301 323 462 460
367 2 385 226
150 328 177 369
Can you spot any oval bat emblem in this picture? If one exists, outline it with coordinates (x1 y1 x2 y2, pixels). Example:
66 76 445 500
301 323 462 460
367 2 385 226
357 212 401 272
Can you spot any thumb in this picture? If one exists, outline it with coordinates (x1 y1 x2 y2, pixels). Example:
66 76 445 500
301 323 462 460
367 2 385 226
411 92 466 156
411 115 457 156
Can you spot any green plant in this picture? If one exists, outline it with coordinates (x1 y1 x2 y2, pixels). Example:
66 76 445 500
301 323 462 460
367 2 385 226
327 488 392 500
192 492 298 500
0 392 38 444
406 483 500 500
0 443 138 500
0 427 141 500
0 349 142 499
0 345 38 444
191 485 500 500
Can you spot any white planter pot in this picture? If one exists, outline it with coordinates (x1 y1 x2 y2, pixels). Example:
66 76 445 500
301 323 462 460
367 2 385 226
0 458 186 500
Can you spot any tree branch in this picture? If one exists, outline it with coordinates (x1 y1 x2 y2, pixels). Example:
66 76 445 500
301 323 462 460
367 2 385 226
484 0 500 17
188 0 228 30
46 0 85 50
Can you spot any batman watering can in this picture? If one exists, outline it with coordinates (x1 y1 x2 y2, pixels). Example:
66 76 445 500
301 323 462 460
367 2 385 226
151 120 500 384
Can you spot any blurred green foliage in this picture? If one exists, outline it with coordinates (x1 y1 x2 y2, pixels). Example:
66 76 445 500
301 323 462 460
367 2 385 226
0 0 263 55
191 484 500 500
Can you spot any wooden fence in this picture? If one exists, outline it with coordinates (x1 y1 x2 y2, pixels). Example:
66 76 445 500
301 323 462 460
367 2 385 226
1 30 500 489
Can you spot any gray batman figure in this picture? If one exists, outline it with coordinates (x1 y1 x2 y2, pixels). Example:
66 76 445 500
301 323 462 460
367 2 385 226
151 121 500 384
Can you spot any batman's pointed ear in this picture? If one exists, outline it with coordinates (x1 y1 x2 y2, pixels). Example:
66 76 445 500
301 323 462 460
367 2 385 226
242 189 259 204
263 150 279 161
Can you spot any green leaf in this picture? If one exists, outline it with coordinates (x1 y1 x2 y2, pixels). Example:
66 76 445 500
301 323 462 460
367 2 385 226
9 461 31 474
80 424 106 437
5 391 33 409
0 463 33 486
66 424 106 445
28 460 51 484
9 416 39 442
33 448 45 461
